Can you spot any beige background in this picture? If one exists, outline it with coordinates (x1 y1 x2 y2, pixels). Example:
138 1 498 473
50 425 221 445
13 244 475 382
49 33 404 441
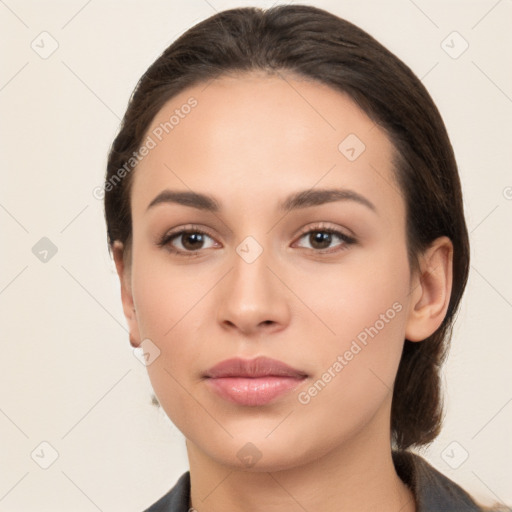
1 0 511 510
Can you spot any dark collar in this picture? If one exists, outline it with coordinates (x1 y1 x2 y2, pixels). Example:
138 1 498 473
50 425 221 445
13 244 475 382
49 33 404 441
144 470 190 512
144 450 499 511
391 450 486 511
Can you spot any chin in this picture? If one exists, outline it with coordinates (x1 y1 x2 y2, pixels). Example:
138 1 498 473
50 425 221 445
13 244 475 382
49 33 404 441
200 428 321 473
213 446 309 473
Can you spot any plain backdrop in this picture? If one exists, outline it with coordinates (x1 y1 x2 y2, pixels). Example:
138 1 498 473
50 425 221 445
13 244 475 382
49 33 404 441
1 0 511 510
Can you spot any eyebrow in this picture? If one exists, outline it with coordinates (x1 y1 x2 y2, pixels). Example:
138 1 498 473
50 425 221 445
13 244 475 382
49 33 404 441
146 187 377 214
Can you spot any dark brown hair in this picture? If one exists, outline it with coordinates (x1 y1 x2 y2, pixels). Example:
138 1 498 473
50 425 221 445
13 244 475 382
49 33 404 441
104 5 470 451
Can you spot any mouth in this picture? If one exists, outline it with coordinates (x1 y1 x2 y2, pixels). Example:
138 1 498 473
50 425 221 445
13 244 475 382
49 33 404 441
203 356 308 406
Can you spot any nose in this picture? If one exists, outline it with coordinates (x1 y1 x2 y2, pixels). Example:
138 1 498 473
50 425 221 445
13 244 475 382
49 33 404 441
216 244 291 337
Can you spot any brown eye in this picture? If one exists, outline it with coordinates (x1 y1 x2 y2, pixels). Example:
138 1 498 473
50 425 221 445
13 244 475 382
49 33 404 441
158 229 217 256
179 232 207 251
309 231 334 250
295 228 355 253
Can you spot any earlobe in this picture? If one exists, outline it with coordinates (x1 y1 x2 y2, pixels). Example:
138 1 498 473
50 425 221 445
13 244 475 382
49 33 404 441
112 241 142 348
405 236 454 342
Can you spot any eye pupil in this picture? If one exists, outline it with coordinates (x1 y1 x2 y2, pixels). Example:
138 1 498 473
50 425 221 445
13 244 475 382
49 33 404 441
182 232 204 250
310 231 332 249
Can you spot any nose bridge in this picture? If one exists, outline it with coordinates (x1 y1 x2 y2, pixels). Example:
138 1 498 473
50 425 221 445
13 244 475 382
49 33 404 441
231 235 276 307
216 232 290 334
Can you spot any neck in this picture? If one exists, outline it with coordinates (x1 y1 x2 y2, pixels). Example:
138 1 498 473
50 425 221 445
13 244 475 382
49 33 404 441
186 401 416 512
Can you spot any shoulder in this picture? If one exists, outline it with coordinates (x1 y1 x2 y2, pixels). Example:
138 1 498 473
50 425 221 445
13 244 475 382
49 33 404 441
392 450 512 512
143 471 191 512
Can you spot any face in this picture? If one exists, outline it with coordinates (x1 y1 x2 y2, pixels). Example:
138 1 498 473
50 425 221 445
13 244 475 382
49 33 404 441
119 72 422 471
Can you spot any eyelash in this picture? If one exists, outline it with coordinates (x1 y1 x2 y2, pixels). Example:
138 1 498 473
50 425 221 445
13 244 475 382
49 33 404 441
156 223 357 258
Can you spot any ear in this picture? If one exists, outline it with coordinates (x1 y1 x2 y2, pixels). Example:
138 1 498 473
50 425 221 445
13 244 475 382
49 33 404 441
112 241 142 348
405 236 454 342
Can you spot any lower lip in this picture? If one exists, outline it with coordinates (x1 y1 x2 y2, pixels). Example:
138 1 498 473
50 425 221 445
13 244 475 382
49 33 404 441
205 376 306 406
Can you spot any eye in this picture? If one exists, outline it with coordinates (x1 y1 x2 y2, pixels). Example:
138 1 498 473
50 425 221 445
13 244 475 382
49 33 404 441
156 223 356 258
294 225 356 253
157 226 218 257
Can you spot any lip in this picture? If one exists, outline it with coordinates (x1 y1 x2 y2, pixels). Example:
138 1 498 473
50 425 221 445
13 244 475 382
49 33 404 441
203 356 308 406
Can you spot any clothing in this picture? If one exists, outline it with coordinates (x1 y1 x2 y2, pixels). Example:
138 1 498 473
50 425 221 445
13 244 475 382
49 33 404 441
144 450 510 511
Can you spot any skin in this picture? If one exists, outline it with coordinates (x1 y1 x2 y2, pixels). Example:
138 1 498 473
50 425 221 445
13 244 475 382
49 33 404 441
113 71 453 512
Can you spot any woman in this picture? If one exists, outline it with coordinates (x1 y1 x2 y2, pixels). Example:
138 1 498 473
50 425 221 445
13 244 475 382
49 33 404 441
103 5 510 512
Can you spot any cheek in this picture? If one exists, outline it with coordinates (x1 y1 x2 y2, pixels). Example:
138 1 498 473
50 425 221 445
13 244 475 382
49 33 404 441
293 242 410 400
290 260 409 448
130 248 216 430
294 240 410 348
131 241 209 339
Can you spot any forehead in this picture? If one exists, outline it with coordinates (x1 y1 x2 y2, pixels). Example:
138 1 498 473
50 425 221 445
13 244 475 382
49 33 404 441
131 72 402 219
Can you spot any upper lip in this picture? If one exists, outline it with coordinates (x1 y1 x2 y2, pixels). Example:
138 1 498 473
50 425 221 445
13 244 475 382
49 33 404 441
204 356 308 379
